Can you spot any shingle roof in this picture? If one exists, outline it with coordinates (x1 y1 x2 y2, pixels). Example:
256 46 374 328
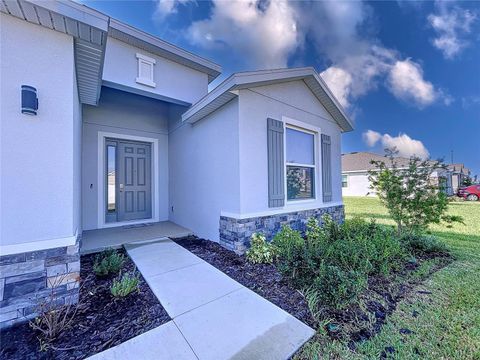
342 152 413 172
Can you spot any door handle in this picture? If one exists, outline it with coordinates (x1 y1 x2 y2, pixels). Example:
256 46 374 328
119 183 124 192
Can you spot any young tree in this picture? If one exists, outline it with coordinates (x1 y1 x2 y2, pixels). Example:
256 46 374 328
368 149 462 235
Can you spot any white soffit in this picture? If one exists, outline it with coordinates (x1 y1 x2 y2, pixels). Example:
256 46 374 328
182 68 354 132
1 0 109 105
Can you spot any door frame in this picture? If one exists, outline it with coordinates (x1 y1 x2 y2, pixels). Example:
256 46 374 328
97 131 159 229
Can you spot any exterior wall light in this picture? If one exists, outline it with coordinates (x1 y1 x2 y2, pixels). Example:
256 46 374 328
21 85 38 115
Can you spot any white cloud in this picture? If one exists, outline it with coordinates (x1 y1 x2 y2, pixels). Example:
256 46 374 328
428 4 477 59
320 67 352 108
153 0 449 110
362 130 382 147
154 0 194 19
387 59 437 107
364 130 430 160
187 0 299 69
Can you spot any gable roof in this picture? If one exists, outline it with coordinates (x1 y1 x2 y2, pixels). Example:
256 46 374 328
108 19 221 83
1 0 221 105
181 67 354 132
342 152 414 172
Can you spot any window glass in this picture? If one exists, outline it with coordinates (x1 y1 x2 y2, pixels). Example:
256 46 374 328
287 166 314 200
286 127 314 165
342 175 348 188
107 145 116 213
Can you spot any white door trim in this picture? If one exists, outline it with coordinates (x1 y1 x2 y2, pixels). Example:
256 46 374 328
97 131 159 229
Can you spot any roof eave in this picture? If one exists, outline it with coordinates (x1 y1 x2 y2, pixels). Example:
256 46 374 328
182 68 355 132
108 18 222 83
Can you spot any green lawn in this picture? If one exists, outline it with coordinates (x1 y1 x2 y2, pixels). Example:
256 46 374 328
298 197 480 359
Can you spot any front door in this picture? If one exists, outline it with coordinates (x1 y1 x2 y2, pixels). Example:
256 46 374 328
106 138 152 222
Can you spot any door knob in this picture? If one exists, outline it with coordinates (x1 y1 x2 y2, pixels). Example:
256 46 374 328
119 183 124 192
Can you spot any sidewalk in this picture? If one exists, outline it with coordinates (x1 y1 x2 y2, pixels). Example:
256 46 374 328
89 238 315 360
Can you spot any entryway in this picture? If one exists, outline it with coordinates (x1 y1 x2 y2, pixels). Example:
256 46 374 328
80 221 192 254
105 138 152 223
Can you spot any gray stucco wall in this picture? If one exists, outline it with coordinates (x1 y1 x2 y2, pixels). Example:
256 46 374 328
82 87 171 230
237 80 344 215
168 98 241 242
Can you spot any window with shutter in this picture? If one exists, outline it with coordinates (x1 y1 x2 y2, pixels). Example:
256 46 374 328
267 118 285 207
321 134 332 202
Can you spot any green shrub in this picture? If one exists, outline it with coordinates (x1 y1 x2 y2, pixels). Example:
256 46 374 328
400 233 448 255
93 249 125 277
312 263 366 308
110 272 140 298
272 216 408 308
271 225 311 286
246 233 275 264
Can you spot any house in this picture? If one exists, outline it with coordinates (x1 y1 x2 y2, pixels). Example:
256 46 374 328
0 0 352 328
448 163 471 194
342 152 453 196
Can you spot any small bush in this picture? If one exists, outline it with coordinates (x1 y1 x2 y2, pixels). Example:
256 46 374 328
246 233 275 264
273 216 408 308
110 272 140 298
400 233 448 255
93 249 125 277
271 225 311 286
312 264 366 309
29 273 81 345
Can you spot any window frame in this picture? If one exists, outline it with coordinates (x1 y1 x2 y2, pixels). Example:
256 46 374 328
283 119 319 203
135 53 156 88
342 174 348 188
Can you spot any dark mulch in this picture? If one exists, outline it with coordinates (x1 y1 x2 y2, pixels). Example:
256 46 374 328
174 236 452 347
174 236 316 327
0 249 170 360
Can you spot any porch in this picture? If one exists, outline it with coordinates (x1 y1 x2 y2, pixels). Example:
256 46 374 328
80 221 192 254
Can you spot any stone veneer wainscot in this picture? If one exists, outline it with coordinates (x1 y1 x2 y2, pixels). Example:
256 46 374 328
219 205 345 254
0 240 80 329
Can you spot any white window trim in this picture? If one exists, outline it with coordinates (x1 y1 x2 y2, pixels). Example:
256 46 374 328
282 116 320 205
97 131 159 229
136 53 156 88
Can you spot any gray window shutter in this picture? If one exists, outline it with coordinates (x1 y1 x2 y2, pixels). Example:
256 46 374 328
321 134 332 202
267 118 285 207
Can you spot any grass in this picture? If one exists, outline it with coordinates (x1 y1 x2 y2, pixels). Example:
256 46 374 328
296 197 480 359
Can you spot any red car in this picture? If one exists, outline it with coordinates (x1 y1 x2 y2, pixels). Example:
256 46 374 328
458 185 480 201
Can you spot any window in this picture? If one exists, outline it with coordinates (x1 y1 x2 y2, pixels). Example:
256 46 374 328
107 144 116 213
286 127 315 200
136 53 156 87
342 175 348 188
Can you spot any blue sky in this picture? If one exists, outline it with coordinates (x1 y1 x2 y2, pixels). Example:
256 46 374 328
84 0 480 176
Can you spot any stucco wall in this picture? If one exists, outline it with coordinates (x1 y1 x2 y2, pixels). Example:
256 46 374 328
341 172 375 196
0 14 76 248
82 87 170 230
236 80 344 216
168 99 241 242
103 37 209 105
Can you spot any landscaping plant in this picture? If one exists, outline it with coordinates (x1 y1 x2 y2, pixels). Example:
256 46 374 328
93 249 125 277
29 273 82 347
273 215 409 308
110 272 140 298
246 232 276 264
368 148 463 235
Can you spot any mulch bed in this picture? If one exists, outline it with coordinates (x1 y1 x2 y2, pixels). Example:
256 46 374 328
174 236 452 348
0 249 170 360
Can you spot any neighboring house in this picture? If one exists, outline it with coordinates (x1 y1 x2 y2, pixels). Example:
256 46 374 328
342 152 453 197
448 163 471 194
0 1 353 327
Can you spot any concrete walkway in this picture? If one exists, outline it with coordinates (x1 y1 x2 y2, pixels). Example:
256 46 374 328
90 238 315 360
